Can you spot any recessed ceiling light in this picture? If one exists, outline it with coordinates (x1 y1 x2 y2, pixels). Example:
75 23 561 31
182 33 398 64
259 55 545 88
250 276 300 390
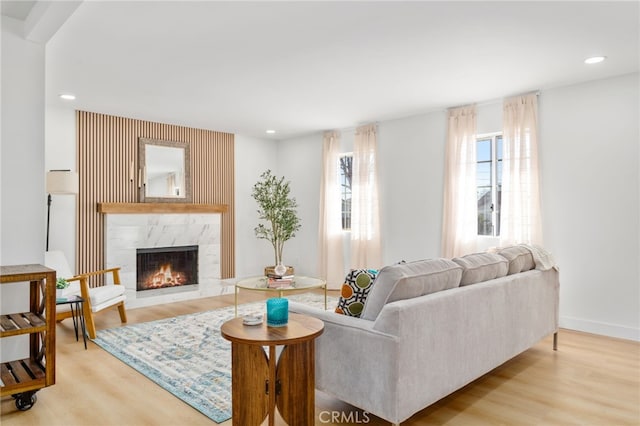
266 130 276 134
59 93 76 100
584 56 606 65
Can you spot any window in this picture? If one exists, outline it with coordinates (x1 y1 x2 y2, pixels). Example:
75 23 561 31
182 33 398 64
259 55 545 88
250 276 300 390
339 154 352 230
477 133 502 236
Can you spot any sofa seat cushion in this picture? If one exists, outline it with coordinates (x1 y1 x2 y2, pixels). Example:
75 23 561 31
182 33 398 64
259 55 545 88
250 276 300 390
89 284 126 307
361 259 462 321
335 269 377 317
496 245 535 274
452 252 508 286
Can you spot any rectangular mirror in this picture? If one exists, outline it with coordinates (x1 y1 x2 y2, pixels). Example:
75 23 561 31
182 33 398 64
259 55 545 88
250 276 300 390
139 137 192 203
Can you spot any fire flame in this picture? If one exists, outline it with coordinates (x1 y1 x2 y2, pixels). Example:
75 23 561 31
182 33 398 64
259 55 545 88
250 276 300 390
143 263 187 289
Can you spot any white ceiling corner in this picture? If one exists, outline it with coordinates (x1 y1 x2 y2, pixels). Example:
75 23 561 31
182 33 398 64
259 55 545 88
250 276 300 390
1 0 36 21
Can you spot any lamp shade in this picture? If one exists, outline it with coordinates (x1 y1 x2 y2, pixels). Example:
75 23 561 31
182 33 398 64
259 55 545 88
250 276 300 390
46 170 79 194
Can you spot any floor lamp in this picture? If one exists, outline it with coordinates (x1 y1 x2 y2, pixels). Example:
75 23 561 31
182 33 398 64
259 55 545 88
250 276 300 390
46 170 79 251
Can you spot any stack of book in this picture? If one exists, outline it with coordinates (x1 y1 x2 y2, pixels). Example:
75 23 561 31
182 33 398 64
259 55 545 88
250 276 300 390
267 274 294 288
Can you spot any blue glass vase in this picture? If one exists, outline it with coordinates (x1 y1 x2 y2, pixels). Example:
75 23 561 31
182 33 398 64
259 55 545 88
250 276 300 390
266 297 288 327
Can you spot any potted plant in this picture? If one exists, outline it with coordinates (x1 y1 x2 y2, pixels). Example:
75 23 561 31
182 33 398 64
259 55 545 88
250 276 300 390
56 277 69 298
252 170 302 276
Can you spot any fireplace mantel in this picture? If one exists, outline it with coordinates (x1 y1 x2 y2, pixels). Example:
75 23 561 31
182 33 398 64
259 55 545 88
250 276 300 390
97 202 228 214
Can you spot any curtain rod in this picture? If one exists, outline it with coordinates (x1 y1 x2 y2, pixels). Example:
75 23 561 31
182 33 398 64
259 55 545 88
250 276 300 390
328 90 542 132
325 122 379 135
475 90 541 108
449 90 540 110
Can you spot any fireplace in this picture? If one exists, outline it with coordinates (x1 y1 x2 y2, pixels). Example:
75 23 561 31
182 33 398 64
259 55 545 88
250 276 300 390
137 245 198 291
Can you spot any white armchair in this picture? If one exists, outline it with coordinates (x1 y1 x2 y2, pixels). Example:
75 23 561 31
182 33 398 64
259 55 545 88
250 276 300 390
45 250 127 339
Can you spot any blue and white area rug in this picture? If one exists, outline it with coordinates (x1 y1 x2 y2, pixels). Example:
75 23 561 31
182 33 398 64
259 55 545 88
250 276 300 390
93 293 335 423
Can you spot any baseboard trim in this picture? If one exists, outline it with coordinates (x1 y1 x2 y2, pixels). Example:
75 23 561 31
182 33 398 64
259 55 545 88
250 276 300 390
560 316 640 341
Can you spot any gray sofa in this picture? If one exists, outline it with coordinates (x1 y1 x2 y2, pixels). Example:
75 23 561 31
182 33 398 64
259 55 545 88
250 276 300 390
289 245 559 425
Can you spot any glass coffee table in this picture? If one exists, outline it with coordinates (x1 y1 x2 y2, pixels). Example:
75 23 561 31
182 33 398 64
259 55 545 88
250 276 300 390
234 276 327 316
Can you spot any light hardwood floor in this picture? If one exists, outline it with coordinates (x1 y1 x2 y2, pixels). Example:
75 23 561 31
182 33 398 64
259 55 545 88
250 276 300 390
1 290 639 426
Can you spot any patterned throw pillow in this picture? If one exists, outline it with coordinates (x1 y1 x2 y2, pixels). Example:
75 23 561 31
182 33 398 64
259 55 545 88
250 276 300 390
335 269 377 317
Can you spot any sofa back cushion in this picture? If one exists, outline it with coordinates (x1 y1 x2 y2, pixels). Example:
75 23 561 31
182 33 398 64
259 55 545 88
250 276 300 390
496 245 535 275
452 252 508 286
361 259 462 320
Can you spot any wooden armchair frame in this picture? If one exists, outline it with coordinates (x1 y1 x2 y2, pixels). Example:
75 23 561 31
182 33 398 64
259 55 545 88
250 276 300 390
56 267 127 339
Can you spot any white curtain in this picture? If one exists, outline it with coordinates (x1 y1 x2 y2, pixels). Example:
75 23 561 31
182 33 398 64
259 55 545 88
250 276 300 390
351 124 382 269
441 105 477 258
500 93 543 246
318 131 345 289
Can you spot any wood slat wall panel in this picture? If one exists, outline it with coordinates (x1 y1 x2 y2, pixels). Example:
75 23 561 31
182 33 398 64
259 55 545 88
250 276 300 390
76 111 235 280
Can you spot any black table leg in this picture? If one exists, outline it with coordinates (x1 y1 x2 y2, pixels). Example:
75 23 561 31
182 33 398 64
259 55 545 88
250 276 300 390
77 300 87 349
69 301 79 341
55 296 88 350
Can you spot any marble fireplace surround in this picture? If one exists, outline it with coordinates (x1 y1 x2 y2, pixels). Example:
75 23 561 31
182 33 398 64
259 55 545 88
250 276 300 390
99 203 229 309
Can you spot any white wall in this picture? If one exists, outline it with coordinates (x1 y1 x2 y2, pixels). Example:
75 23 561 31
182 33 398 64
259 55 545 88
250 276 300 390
275 73 640 341
234 134 279 277
1 17 47 361
44 106 76 267
539 73 639 340
275 132 324 277
378 111 447 264
1 17 46 266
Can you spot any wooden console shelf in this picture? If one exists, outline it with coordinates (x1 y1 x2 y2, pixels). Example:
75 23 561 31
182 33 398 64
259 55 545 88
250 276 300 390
0 312 47 337
0 264 56 411
97 202 228 214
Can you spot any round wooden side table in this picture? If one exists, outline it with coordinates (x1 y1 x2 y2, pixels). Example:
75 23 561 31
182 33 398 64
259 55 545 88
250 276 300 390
221 313 324 426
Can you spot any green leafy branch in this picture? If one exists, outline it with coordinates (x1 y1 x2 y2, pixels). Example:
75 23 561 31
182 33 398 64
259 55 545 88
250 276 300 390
252 170 302 265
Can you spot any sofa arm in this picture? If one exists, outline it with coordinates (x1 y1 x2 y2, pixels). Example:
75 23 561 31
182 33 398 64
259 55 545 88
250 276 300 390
289 301 389 335
289 301 401 423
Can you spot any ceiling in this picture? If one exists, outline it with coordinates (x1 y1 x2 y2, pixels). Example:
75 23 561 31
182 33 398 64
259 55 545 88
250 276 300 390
1 1 36 20
29 2 640 139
